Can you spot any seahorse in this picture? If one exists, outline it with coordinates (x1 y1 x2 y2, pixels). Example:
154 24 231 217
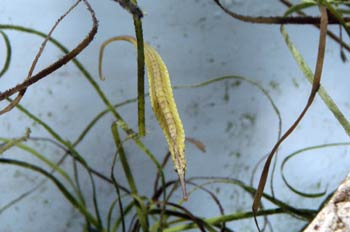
99 36 187 200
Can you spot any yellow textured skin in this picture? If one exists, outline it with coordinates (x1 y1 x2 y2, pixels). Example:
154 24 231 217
100 36 187 199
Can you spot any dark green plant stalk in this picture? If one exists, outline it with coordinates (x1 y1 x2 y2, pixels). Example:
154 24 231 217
89 170 104 230
72 159 86 225
112 200 135 232
130 0 146 137
107 198 121 232
107 193 127 232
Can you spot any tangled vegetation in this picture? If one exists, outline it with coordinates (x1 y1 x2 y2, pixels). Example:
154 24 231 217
0 0 350 231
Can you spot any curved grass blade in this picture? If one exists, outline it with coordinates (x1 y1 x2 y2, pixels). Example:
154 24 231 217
0 30 11 78
281 143 350 198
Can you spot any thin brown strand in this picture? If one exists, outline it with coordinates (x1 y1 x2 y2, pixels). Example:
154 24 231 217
186 137 206 153
0 0 98 103
252 5 328 231
213 0 345 24
0 0 82 115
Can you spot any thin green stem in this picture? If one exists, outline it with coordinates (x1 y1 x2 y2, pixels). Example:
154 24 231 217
111 123 149 231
